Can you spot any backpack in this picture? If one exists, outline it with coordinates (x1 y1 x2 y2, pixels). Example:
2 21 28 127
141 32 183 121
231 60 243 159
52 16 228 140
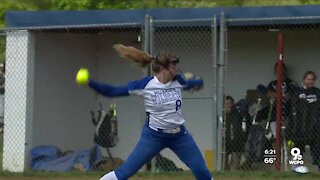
91 103 118 148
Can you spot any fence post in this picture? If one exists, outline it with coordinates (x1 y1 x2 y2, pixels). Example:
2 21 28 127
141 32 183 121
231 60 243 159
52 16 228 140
145 15 157 173
217 12 227 171
3 30 35 172
211 15 219 172
144 14 152 76
275 32 284 171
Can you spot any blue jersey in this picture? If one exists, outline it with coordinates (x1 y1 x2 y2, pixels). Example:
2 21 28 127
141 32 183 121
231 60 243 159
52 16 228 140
89 75 203 130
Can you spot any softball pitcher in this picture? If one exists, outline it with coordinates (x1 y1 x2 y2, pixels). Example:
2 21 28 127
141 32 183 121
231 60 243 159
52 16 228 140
76 44 213 180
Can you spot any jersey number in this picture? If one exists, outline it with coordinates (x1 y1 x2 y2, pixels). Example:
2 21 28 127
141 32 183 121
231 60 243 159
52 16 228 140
176 100 182 111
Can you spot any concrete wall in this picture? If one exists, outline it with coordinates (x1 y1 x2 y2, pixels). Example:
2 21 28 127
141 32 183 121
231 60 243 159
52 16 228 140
32 30 146 162
95 31 146 160
33 33 99 150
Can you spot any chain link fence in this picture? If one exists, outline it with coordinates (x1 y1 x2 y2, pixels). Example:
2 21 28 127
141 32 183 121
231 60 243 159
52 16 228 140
0 31 5 172
1 18 219 174
0 32 4 129
150 18 218 173
2 25 148 172
223 16 320 172
2 13 320 176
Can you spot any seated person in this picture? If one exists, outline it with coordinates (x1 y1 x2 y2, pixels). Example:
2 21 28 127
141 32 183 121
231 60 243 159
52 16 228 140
225 96 250 170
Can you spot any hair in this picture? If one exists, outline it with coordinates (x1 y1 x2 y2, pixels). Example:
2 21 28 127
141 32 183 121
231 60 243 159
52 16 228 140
113 44 179 73
303 70 317 80
226 95 234 103
152 52 179 73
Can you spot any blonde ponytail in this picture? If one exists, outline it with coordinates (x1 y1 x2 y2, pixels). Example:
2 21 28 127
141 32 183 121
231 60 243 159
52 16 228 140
113 44 153 67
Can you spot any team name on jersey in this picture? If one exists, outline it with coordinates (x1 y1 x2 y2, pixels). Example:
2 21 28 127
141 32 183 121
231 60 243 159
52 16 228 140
299 93 317 103
151 88 181 105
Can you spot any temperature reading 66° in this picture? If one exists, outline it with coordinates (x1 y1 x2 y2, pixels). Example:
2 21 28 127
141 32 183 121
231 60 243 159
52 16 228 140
264 157 276 164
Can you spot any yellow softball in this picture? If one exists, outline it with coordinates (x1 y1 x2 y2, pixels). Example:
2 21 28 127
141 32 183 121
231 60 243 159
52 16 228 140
76 68 89 85
288 140 295 148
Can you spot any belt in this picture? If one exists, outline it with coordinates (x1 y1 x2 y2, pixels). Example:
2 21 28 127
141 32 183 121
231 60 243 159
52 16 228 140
149 125 181 134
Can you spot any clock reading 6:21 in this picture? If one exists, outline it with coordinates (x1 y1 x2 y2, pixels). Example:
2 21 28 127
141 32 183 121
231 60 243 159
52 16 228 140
264 149 276 155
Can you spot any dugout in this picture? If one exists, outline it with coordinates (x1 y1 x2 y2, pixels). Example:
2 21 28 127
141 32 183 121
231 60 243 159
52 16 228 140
4 5 320 172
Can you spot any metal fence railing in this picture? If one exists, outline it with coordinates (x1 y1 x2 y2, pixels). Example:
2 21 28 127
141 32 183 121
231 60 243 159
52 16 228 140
2 13 320 176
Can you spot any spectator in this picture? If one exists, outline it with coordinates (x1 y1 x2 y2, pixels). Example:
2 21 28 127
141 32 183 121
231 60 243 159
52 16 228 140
287 71 320 171
267 62 296 101
257 63 297 137
0 67 5 126
225 96 249 170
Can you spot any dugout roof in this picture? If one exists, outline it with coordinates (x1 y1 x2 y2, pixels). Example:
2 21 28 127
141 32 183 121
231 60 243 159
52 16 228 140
5 5 320 28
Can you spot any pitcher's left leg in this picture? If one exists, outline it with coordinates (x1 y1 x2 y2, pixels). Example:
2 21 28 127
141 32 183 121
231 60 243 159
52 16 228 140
169 130 212 180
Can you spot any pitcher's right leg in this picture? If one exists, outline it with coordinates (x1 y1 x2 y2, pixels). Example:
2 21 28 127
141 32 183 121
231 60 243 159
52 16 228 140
100 126 165 180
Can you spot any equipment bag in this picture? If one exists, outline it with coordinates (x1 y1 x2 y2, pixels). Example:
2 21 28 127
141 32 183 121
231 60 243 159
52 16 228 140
91 103 118 148
244 124 271 163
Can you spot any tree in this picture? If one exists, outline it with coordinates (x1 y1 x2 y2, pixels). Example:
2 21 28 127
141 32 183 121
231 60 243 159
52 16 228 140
0 34 4 64
2 0 320 28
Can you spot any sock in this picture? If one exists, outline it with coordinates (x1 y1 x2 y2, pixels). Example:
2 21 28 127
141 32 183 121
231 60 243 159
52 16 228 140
100 171 118 180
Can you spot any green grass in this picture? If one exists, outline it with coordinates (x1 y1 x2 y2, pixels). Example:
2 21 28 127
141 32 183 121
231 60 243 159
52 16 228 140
215 171 320 179
0 135 320 179
0 171 320 179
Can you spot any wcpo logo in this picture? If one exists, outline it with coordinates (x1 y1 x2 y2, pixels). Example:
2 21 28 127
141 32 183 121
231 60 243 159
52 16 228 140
289 147 304 165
